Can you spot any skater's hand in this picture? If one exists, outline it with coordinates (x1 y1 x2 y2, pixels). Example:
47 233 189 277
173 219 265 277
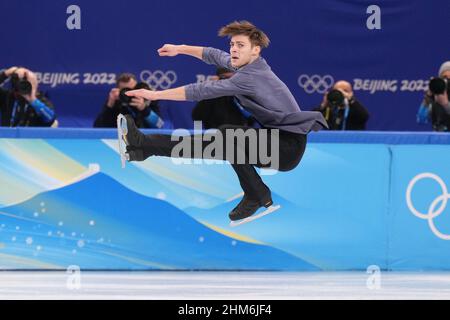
107 88 120 107
157 44 179 57
125 89 156 101
129 96 146 111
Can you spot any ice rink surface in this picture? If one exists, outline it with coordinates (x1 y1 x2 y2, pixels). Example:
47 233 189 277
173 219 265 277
1 271 450 300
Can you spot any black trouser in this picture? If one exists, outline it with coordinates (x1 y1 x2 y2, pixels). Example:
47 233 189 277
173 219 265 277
137 125 307 201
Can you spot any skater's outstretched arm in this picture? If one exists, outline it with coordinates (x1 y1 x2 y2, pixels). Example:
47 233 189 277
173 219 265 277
126 87 186 101
157 44 204 60
126 45 241 102
158 44 232 70
126 72 253 103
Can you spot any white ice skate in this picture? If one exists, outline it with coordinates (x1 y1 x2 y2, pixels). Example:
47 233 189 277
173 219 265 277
229 204 281 227
117 114 129 168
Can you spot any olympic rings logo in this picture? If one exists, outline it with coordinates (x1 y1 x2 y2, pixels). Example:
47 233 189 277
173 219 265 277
297 74 334 94
406 172 450 240
140 70 177 90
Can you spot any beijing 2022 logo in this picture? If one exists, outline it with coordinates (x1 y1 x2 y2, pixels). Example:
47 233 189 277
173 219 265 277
406 172 450 240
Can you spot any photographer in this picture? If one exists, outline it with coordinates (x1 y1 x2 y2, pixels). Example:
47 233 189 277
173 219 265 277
313 80 369 130
0 66 57 127
93 73 163 128
417 61 450 131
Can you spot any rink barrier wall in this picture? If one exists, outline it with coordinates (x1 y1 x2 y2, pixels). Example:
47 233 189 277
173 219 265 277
0 128 449 271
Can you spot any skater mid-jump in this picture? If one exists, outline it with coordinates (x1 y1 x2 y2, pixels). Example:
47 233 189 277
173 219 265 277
119 21 328 224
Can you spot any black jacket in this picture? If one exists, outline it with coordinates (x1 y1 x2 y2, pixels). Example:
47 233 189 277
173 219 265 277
93 99 161 128
431 102 450 131
0 72 56 127
313 98 369 130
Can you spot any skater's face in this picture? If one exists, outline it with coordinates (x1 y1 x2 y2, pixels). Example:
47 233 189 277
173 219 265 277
229 35 261 68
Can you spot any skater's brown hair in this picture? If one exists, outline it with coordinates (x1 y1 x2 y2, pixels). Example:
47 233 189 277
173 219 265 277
219 21 270 49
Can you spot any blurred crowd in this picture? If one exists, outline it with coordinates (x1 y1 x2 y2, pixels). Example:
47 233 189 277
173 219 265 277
1 61 449 131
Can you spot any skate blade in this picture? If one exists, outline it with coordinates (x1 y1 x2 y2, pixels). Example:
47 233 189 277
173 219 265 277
230 205 281 227
117 114 128 169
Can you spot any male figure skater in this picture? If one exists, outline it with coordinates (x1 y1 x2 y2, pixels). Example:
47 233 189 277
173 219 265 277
120 21 328 222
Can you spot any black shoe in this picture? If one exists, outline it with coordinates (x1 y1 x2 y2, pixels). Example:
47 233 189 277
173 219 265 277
122 114 145 148
125 145 146 162
229 192 273 221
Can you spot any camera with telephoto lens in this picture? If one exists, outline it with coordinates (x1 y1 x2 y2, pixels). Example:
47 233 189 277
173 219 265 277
11 73 32 96
429 77 450 96
118 88 132 105
118 82 150 107
326 89 345 108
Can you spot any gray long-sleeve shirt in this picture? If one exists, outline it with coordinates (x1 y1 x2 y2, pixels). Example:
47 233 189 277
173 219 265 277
184 47 328 134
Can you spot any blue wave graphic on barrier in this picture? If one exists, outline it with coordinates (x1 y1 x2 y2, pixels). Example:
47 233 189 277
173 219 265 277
0 173 318 270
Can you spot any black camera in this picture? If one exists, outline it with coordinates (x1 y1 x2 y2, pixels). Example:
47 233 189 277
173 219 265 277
118 88 133 105
11 73 32 95
326 89 345 108
118 82 150 106
429 77 450 96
